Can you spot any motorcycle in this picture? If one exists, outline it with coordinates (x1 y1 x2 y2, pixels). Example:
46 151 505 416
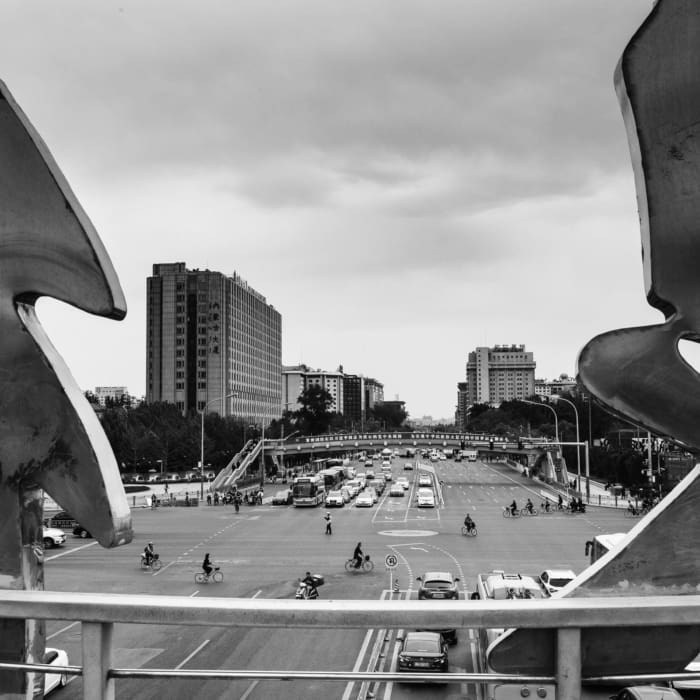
295 574 324 599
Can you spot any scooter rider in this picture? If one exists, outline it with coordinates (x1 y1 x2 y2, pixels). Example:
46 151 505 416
526 498 534 514
353 542 364 569
463 513 475 533
301 571 319 598
143 541 155 566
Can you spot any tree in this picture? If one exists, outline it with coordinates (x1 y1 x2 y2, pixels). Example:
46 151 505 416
294 385 335 435
369 403 408 431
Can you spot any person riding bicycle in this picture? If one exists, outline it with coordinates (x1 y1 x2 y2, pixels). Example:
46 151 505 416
143 541 155 566
526 498 534 514
301 571 318 598
463 513 475 533
353 542 364 569
542 500 551 513
509 499 518 516
202 553 213 578
628 502 638 516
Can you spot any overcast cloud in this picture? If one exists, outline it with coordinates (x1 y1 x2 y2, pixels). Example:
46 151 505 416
2 1 665 418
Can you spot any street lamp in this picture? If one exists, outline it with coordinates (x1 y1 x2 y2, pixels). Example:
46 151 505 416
522 399 559 443
549 395 581 494
200 392 238 501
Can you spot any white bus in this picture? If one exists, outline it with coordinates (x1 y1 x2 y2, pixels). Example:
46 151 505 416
292 475 326 507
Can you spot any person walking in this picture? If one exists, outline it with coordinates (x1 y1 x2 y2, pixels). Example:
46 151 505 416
324 512 332 535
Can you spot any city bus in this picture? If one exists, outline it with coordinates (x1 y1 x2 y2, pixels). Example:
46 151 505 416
292 475 326 507
317 467 344 491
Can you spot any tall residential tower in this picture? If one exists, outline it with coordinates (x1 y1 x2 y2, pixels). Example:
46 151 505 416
146 263 282 423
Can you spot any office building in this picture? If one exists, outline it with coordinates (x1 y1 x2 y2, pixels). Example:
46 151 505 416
146 263 282 423
464 344 536 406
535 374 578 397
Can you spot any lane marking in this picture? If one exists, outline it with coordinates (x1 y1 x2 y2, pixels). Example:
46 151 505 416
47 621 78 641
152 561 175 577
45 542 98 561
175 639 210 669
240 680 258 700
189 591 200 597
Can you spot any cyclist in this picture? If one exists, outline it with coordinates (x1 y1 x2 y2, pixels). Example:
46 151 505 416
526 498 534 514
509 499 518 516
542 500 551 513
301 571 319 599
463 513 476 533
202 553 213 578
353 542 364 569
143 541 155 567
627 502 638 516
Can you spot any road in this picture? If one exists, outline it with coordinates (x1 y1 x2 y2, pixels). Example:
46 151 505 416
44 457 633 700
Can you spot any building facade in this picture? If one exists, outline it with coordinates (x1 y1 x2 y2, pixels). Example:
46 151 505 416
464 344 536 406
93 386 130 407
535 374 578 397
146 263 282 423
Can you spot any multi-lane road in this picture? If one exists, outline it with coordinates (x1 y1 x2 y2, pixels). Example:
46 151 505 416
45 457 633 699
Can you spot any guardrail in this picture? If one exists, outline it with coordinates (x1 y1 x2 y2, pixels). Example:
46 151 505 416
3 591 700 699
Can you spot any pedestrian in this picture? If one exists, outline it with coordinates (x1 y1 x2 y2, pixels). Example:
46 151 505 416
324 512 332 535
214 492 219 506
206 493 212 506
164 482 169 494
185 493 190 507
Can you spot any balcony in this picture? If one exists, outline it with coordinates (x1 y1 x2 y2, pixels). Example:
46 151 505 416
3 590 700 699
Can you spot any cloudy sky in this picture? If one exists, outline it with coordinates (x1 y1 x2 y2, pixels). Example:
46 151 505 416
2 0 670 419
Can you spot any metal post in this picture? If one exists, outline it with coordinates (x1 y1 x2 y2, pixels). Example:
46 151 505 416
556 627 581 700
200 410 205 502
585 440 590 501
82 621 114 700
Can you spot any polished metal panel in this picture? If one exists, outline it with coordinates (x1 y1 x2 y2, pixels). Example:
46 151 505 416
0 81 132 697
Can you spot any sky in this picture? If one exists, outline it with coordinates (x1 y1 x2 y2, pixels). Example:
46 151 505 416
1 0 676 420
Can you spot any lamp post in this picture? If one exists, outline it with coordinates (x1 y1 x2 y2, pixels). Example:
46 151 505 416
200 392 238 502
522 399 559 443
550 395 581 495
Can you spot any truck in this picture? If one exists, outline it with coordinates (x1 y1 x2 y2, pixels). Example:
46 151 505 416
475 570 551 700
464 450 478 462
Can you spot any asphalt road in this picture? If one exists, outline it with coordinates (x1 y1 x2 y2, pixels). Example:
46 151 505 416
44 457 634 700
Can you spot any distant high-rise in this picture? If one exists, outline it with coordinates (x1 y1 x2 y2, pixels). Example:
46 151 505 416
464 344 536 406
146 263 282 423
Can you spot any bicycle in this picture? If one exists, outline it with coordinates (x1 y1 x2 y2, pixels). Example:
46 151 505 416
461 525 478 536
520 507 539 517
195 566 223 583
140 553 162 571
502 507 521 518
345 555 374 573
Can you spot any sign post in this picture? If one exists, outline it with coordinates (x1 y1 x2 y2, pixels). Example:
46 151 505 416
385 554 398 596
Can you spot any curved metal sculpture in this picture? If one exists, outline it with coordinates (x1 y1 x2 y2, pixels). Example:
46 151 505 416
0 81 132 697
489 0 700 678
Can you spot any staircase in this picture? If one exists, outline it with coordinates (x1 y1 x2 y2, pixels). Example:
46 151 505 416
211 440 261 492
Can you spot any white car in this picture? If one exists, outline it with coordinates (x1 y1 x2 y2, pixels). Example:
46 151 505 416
355 493 374 507
389 483 405 497
39 647 69 695
540 569 576 595
383 472 392 481
416 488 435 507
366 487 378 503
418 474 432 487
325 490 345 507
42 527 66 549
396 477 410 490
403 462 413 470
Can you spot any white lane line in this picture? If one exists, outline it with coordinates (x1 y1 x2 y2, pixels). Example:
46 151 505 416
45 542 97 561
252 590 262 598
240 680 258 700
47 621 79 641
152 560 175 577
341 626 376 700
175 639 210 669
189 591 200 597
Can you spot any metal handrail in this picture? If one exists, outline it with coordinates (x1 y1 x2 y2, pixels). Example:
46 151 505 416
4 590 700 698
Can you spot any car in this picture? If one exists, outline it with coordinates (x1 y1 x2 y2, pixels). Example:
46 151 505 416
540 569 576 595
383 472 392 481
609 687 683 700
396 477 410 490
373 480 385 496
397 631 448 673
44 511 76 529
366 486 378 503
325 490 345 507
339 486 352 503
72 524 92 539
439 453 447 461
42 527 66 549
404 462 413 470
365 469 375 481
36 647 69 695
271 488 293 505
364 460 372 467
356 472 366 482
390 483 405 496
345 480 361 497
381 460 390 468
355 493 374 507
417 572 460 600
416 488 435 507
418 474 432 487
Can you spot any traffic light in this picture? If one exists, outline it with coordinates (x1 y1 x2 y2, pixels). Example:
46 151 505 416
489 440 494 450
460 440 466 450
518 440 523 450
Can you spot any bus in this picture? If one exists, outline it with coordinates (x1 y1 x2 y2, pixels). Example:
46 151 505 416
317 467 344 491
292 475 326 507
585 532 626 564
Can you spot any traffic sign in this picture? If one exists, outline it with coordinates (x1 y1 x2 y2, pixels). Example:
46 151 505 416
385 554 398 569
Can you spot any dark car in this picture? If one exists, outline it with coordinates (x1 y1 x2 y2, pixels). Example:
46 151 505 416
45 511 91 538
417 572 460 600
72 524 92 539
398 631 448 673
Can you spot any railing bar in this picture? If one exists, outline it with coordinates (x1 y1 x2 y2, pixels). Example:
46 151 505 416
0 661 82 676
107 669 555 682
585 672 700 683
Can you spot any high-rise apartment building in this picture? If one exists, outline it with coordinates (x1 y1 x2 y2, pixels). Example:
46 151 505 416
146 263 282 423
464 344 536 406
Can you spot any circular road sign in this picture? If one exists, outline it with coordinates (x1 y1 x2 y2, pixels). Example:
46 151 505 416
385 554 398 569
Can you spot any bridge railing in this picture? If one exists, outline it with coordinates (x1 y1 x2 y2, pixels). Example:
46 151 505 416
2 590 700 699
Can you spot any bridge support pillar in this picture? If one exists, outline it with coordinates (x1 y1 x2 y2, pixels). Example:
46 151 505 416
82 621 114 700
